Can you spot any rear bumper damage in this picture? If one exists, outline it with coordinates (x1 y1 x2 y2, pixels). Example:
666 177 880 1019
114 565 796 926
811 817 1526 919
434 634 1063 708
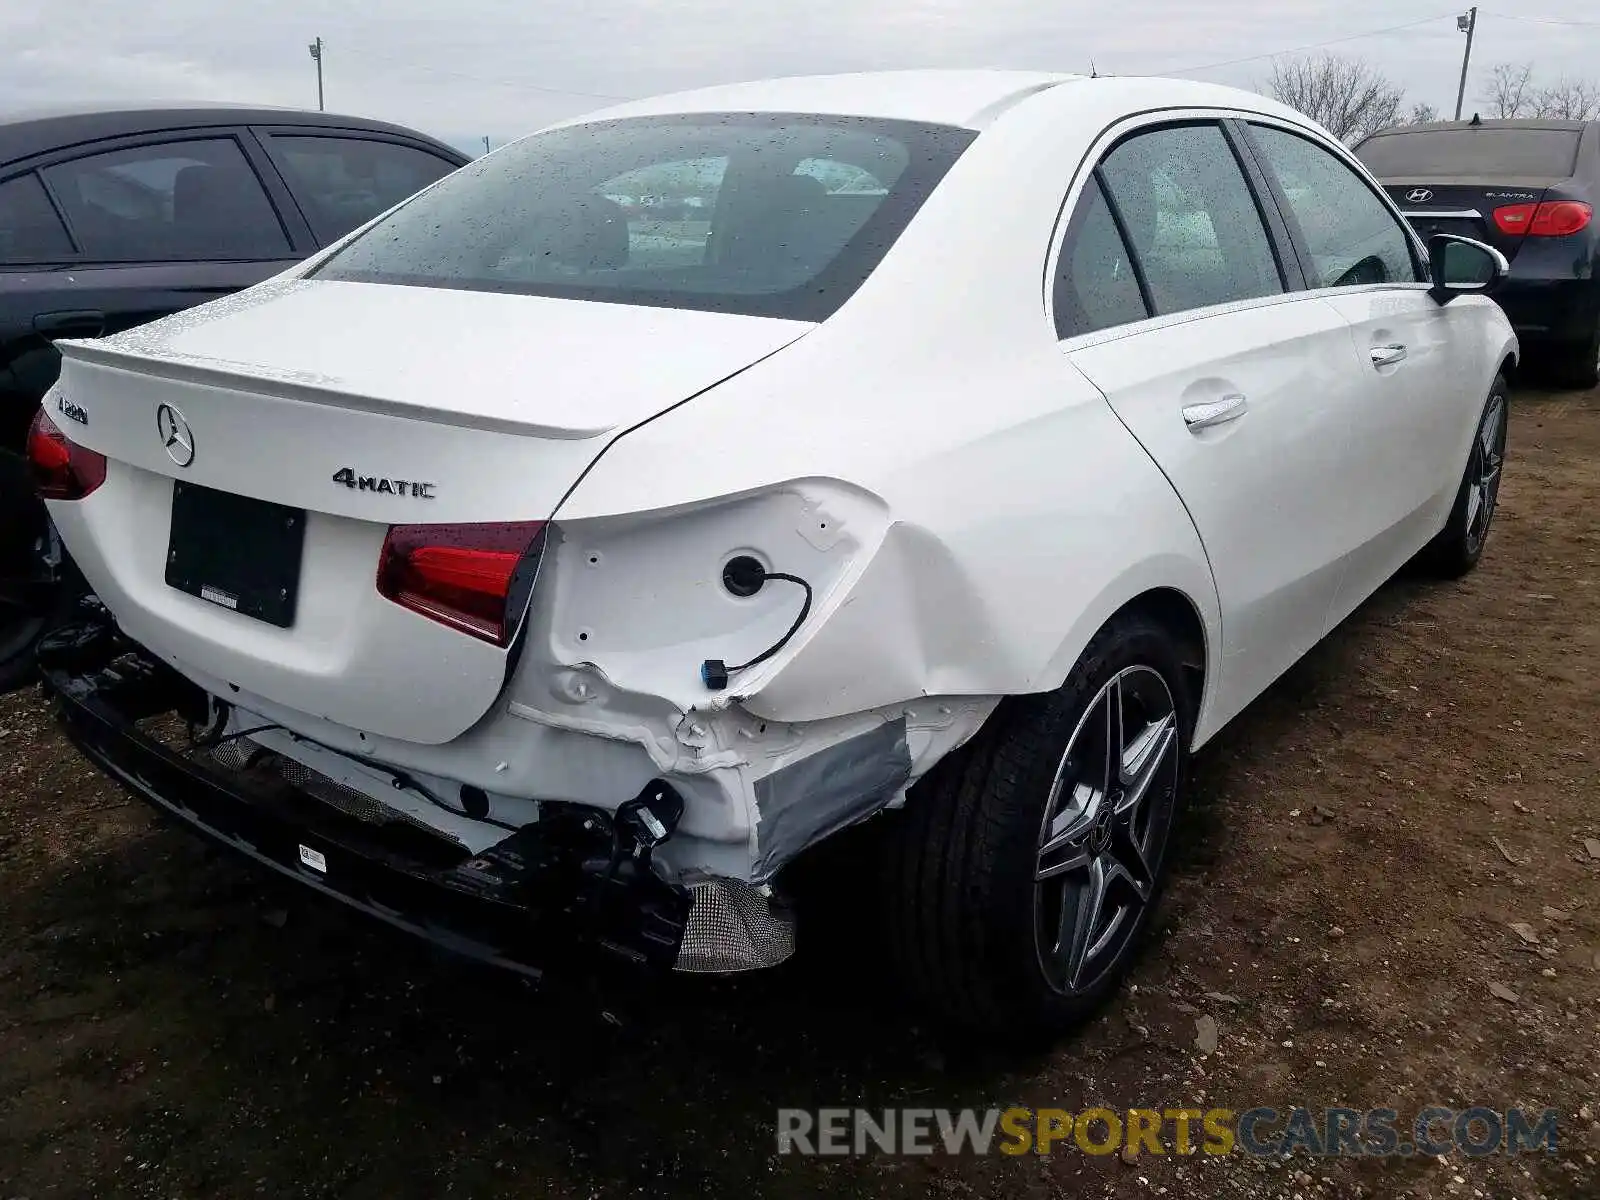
35 614 780 978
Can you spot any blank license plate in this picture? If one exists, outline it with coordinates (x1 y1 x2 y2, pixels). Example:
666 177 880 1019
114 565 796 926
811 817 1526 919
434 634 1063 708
165 481 306 628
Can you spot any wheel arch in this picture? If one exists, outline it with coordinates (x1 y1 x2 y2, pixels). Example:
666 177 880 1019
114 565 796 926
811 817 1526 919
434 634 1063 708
1120 585 1207 703
1036 562 1224 750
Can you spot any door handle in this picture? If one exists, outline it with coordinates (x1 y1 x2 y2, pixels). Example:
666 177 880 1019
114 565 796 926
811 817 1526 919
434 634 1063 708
1370 343 1407 367
33 309 105 339
1182 394 1249 432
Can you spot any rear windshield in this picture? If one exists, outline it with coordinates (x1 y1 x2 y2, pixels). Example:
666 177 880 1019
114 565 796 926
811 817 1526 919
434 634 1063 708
1356 127 1581 179
312 112 975 321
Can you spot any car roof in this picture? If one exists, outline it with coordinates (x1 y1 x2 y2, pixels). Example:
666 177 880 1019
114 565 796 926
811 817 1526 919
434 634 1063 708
559 69 1084 131
0 103 469 169
553 69 1313 135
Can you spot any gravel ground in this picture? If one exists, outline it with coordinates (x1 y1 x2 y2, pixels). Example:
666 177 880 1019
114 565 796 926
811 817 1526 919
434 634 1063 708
1 382 1597 1200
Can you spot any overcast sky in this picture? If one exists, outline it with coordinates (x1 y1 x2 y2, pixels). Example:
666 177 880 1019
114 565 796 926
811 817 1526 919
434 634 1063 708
5 1 1599 152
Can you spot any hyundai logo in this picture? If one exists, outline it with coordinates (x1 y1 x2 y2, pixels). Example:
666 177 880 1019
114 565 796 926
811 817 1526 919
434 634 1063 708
1405 187 1434 204
156 403 195 468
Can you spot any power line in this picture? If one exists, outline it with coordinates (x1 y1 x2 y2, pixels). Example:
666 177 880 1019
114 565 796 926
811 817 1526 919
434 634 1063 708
1482 9 1600 27
1170 12 1460 75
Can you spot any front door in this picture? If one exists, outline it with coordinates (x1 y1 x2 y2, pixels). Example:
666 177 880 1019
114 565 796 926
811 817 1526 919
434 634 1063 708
1241 120 1467 625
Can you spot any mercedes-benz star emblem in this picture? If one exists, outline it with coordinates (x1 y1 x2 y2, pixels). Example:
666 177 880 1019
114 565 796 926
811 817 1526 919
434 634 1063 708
155 403 195 468
1087 805 1115 855
1405 187 1434 204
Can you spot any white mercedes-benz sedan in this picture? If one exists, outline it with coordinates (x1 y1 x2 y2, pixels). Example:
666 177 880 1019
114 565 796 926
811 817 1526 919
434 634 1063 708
29 70 1514 1038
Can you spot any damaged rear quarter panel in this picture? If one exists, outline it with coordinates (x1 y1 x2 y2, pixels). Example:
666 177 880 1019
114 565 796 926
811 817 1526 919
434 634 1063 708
547 84 1224 741
497 89 1225 880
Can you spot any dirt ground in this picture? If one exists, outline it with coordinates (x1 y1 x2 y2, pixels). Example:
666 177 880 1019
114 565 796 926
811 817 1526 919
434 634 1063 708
2 382 1597 1200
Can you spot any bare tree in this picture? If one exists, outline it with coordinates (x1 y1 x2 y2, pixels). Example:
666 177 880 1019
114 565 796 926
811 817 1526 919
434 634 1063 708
1531 77 1600 120
1404 101 1440 125
1482 62 1534 118
1481 62 1600 120
1263 53 1405 143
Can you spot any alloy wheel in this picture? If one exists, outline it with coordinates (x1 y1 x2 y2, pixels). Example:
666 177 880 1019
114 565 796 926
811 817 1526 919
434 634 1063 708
1464 393 1507 554
1033 665 1180 995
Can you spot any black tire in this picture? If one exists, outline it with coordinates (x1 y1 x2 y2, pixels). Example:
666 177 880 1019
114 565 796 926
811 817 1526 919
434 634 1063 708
1548 320 1600 391
1421 373 1509 579
0 448 51 694
0 557 82 696
881 610 1195 1040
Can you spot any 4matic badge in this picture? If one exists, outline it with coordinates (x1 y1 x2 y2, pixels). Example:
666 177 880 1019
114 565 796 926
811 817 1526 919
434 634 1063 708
331 467 436 499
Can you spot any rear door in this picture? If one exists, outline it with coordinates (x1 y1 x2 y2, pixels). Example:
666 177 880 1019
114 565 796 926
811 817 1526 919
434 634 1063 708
0 172 80 447
254 128 463 246
1 131 307 416
1243 119 1469 624
1055 118 1366 728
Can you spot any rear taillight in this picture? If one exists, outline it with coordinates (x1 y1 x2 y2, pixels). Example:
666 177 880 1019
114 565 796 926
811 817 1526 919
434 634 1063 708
27 408 107 501
377 521 546 646
1529 201 1592 236
1493 200 1592 237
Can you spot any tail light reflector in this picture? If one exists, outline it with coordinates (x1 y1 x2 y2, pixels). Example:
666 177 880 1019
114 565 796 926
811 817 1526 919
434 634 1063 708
27 408 107 500
377 521 546 646
1493 201 1592 237
1491 203 1535 234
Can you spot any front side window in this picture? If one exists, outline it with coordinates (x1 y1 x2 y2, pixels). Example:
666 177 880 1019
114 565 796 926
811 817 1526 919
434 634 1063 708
1249 124 1421 288
312 113 975 321
41 138 291 261
0 172 74 262
267 135 460 244
1096 123 1283 316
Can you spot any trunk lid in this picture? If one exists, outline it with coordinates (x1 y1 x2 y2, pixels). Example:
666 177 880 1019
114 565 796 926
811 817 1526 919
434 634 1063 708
49 279 810 744
1381 179 1559 262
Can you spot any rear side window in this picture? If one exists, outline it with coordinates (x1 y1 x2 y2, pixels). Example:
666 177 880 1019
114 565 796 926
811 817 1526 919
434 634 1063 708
1356 128 1581 179
313 113 975 322
0 173 74 262
1249 124 1421 288
267 135 459 244
1054 177 1149 337
1096 124 1283 316
41 138 291 261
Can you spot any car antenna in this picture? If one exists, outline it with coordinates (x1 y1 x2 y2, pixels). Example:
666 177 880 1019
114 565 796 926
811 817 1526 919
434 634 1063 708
1470 111 1482 126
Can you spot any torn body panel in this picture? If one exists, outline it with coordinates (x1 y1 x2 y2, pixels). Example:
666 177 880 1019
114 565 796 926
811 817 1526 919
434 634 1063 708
150 630 996 885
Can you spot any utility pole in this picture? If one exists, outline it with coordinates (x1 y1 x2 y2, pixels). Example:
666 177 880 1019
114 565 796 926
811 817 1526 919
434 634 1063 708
308 37 324 111
1453 8 1477 121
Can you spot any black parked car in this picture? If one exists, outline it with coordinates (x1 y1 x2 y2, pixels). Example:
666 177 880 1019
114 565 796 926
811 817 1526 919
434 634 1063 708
1355 118 1600 388
1 104 470 689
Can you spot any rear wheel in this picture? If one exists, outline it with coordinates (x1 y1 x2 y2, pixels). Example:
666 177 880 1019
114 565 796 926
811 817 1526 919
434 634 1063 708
1421 374 1508 579
1549 316 1600 391
881 611 1193 1039
0 448 50 693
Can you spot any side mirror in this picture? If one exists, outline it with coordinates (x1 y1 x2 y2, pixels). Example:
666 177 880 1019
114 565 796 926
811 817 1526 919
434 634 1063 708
1427 233 1507 303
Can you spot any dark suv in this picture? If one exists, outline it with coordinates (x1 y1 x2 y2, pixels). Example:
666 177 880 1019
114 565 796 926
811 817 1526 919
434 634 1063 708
1 104 469 689
1355 118 1600 388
